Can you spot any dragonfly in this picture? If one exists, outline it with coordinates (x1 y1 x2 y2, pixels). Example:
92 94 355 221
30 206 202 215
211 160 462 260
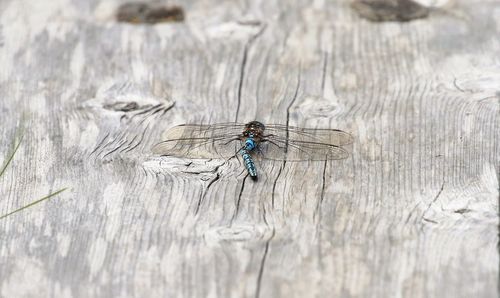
152 121 353 180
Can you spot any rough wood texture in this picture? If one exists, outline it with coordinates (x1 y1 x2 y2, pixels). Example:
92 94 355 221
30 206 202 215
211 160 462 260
0 0 498 297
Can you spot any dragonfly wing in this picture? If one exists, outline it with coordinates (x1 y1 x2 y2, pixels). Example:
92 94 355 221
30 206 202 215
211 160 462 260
264 124 353 146
152 137 242 159
160 123 246 140
258 138 350 161
152 123 245 159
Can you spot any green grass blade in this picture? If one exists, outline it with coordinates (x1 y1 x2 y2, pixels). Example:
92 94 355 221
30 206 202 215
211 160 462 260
0 132 24 178
0 188 68 220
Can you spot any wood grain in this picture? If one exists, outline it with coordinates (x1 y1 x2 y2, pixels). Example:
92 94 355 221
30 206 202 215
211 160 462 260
0 0 498 297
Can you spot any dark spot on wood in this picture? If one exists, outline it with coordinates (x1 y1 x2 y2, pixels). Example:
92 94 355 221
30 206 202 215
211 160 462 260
116 2 185 24
423 217 438 224
454 208 472 214
351 0 429 22
237 20 262 27
103 101 139 112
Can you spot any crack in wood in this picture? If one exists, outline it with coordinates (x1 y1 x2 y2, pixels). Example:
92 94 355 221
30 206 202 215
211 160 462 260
255 229 275 298
102 139 128 159
124 125 150 153
314 159 329 221
321 51 328 96
129 104 163 120
404 200 422 224
453 78 467 93
231 174 249 223
195 173 220 215
234 25 267 122
271 164 283 209
285 67 302 153
235 45 248 123
88 132 110 157
89 101 173 160
421 181 445 225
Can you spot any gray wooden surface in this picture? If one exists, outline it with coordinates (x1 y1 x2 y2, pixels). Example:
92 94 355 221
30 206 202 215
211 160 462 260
0 0 498 297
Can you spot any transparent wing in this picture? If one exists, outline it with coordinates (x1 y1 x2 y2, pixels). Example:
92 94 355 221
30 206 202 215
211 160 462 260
152 123 245 159
257 124 352 161
257 138 349 161
264 124 353 146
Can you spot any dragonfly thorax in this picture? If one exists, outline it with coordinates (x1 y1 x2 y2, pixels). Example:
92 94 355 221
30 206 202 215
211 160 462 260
242 121 265 141
245 138 256 151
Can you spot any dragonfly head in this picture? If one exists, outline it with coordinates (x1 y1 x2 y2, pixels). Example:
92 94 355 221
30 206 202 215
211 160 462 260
244 121 266 140
245 121 265 131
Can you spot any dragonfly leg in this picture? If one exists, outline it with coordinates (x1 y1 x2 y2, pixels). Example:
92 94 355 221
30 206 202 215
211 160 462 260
262 134 275 139
210 138 242 167
223 145 245 167
222 146 242 165
261 139 285 149
223 137 240 145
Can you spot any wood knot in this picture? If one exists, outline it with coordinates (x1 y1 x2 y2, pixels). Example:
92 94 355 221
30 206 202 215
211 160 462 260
116 2 185 24
103 101 139 112
351 0 430 22
204 224 274 244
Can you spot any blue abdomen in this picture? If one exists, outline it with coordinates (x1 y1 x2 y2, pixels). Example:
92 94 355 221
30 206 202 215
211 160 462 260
241 149 257 180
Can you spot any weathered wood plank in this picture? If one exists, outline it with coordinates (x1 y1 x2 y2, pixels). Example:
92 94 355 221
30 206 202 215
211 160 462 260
0 0 498 297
